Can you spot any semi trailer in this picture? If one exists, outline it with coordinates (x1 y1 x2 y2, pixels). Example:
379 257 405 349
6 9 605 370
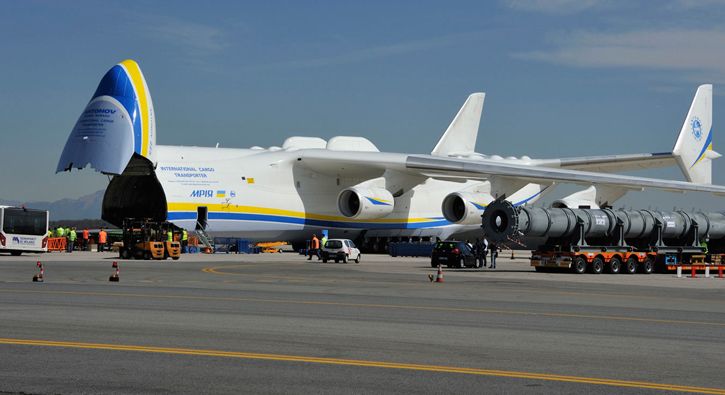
481 200 725 274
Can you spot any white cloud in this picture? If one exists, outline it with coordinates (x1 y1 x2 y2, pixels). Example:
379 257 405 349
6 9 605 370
514 29 725 82
252 33 482 71
504 0 602 14
135 15 228 53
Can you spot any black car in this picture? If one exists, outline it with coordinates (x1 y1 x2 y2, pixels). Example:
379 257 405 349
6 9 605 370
430 240 477 268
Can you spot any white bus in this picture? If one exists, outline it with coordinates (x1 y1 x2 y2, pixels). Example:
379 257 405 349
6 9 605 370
0 206 49 256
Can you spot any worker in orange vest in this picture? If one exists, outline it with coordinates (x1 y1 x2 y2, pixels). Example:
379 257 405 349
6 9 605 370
82 228 90 251
98 228 108 252
307 234 321 261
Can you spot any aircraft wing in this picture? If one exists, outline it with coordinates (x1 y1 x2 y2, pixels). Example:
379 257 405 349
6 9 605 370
534 152 678 173
296 150 725 195
406 155 725 195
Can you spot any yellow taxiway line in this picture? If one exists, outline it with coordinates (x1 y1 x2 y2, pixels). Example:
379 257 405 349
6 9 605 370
0 337 722 394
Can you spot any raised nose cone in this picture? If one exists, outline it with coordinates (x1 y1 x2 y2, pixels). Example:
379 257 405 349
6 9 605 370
56 60 155 175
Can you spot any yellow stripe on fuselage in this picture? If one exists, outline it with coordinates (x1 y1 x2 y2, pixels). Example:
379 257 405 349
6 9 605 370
120 59 149 158
167 202 438 224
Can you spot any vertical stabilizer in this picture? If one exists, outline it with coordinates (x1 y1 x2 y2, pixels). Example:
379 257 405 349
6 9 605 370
431 93 485 157
673 84 720 184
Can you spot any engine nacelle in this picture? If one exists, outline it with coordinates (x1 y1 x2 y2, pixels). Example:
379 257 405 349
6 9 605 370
441 192 493 225
338 187 394 219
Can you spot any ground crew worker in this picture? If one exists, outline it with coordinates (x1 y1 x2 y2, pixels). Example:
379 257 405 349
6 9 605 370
82 228 89 251
68 227 77 253
321 234 328 249
307 234 320 261
489 242 498 269
98 228 107 252
167 229 173 242
182 229 188 253
56 226 65 238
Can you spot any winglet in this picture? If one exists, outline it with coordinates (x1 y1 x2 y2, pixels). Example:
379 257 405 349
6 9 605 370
431 93 485 157
673 84 720 184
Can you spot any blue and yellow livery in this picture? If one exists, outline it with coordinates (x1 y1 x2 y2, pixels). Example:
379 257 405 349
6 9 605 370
56 59 155 175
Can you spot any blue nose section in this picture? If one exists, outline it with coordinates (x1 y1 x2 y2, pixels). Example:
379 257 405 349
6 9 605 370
56 65 138 175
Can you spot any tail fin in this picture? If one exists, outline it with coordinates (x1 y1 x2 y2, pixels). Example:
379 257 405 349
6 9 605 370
673 84 721 184
56 59 156 175
431 93 485 157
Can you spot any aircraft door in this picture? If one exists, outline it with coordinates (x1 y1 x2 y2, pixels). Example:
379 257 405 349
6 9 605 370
196 206 208 230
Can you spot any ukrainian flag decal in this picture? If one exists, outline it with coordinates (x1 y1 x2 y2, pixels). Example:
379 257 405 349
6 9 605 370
216 190 226 198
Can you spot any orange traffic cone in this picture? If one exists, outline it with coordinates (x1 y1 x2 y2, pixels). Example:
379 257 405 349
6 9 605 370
109 261 119 282
32 261 44 282
435 265 444 283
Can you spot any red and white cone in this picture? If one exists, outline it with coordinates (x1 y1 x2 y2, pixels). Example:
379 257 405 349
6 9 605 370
32 261 44 282
109 261 119 282
435 265 444 283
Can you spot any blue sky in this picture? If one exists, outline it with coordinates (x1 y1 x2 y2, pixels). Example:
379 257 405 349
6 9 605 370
1 0 723 210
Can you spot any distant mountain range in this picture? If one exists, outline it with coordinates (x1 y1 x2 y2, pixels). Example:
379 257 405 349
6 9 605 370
0 190 104 220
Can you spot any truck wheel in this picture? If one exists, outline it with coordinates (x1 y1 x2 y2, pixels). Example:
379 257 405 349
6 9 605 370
572 256 587 274
342 255 348 264
641 257 654 274
143 251 151 260
590 257 604 274
625 256 638 274
608 256 622 274
120 248 131 260
355 254 361 263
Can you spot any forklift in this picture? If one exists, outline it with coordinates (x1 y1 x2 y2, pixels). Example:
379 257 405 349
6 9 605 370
119 219 180 260
160 222 181 260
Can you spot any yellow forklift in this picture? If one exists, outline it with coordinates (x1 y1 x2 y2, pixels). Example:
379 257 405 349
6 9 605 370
119 219 181 260
119 219 165 260
160 222 181 260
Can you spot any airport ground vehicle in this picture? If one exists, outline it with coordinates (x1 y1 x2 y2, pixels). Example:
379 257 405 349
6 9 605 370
0 206 49 256
430 240 478 268
482 200 725 274
119 219 180 260
321 239 361 263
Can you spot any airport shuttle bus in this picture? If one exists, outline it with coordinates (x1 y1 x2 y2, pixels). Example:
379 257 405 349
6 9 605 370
0 206 49 256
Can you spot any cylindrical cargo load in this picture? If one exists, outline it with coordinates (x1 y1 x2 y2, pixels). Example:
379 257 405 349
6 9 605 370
482 200 725 245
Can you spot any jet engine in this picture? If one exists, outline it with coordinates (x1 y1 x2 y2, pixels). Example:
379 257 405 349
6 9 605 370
338 187 394 219
441 192 492 225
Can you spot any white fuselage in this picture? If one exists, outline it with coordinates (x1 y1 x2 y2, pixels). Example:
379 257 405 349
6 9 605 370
155 145 494 242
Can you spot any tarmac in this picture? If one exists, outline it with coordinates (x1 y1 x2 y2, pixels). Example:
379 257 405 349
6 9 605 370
1 251 724 394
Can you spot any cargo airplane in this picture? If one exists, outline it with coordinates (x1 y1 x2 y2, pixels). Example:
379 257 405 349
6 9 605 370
57 60 724 249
